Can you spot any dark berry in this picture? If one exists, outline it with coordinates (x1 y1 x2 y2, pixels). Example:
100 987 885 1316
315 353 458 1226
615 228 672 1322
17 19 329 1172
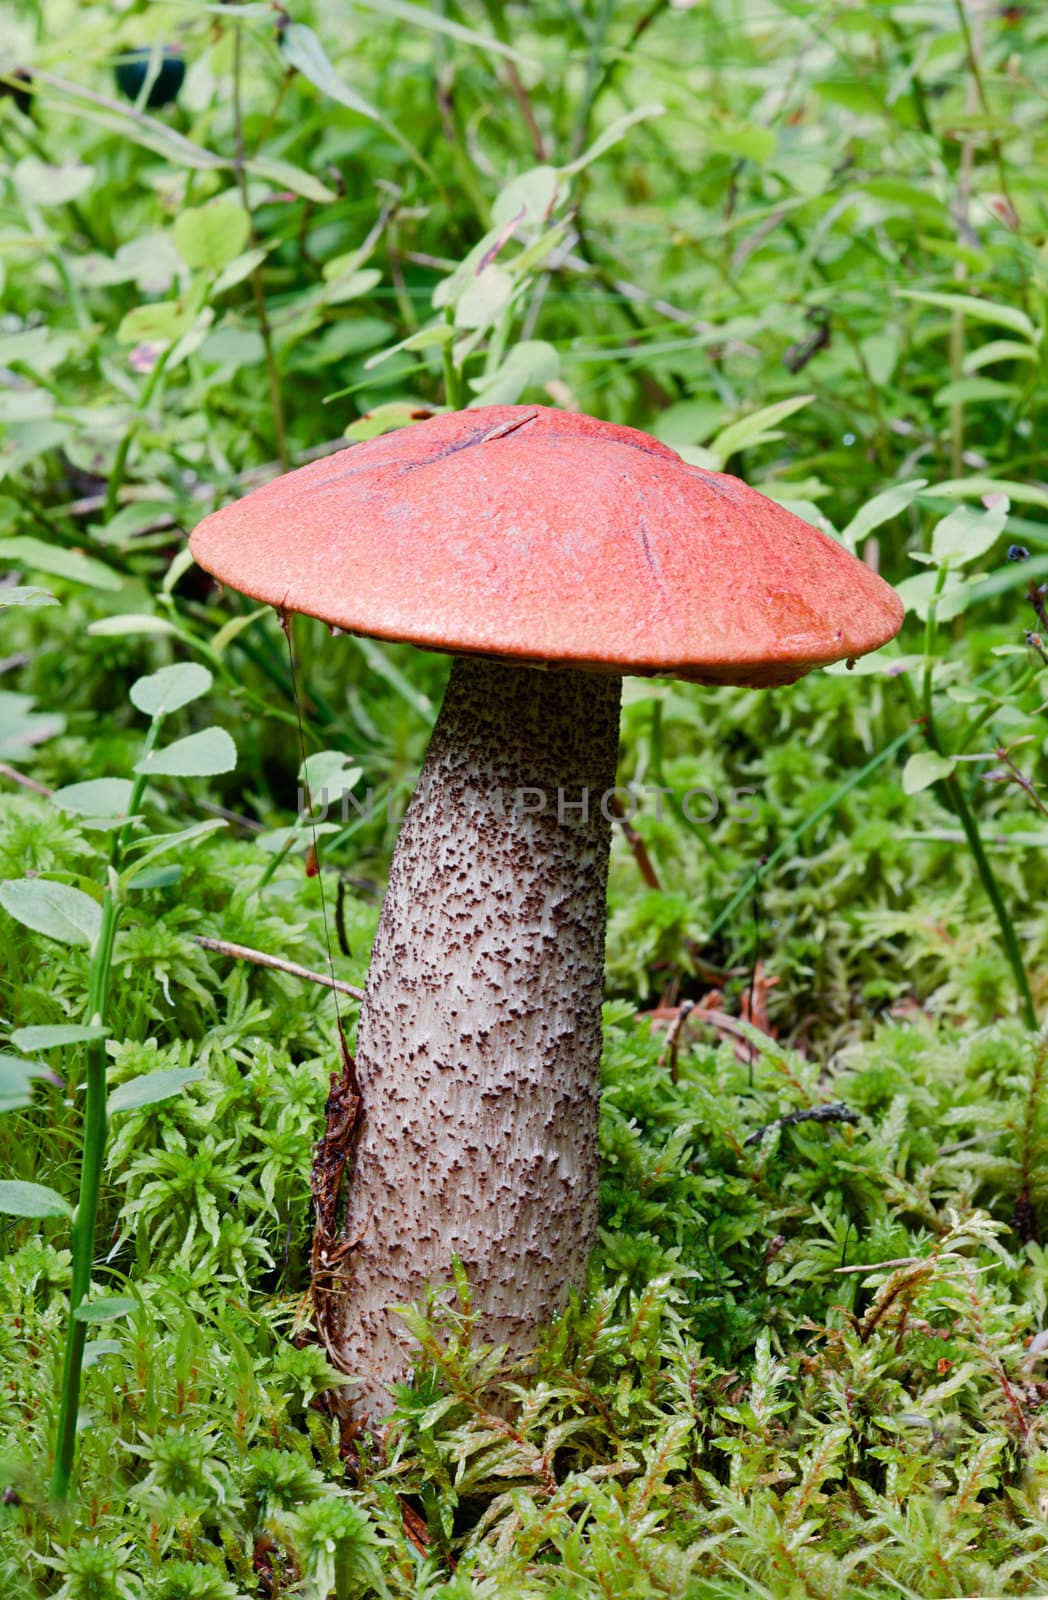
114 46 185 109
1 69 33 119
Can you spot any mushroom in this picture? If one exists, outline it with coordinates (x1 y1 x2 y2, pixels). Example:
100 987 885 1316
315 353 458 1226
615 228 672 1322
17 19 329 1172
189 404 903 1421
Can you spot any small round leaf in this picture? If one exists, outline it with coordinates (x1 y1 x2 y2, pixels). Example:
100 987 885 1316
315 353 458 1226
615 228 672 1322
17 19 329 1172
134 727 236 778
130 663 213 720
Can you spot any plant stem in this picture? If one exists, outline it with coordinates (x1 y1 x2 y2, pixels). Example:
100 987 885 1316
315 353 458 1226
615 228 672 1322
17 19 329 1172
49 889 118 1502
442 312 463 409
231 22 289 472
104 348 171 522
50 727 159 1500
921 566 949 733
906 658 1036 1028
942 771 1036 1028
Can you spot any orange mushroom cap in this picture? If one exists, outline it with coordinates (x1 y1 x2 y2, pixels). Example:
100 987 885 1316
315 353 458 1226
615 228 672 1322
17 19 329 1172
189 404 903 687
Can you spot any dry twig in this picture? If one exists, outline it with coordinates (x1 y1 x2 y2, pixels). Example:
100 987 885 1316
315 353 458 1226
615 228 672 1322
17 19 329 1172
194 936 364 1000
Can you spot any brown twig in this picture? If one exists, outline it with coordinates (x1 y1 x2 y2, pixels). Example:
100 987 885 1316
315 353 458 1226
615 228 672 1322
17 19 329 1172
197 800 265 834
398 1497 434 1559
744 1101 860 1149
835 1256 921 1276
506 61 546 161
642 998 771 1065
608 794 740 984
194 936 364 1000
662 998 693 1084
609 791 661 889
0 762 53 797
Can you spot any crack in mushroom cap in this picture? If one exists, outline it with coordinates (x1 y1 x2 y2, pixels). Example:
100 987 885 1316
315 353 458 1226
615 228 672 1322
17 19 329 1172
189 404 904 687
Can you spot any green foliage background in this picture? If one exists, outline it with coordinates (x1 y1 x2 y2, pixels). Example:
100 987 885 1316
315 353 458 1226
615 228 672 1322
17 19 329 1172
2 0 1048 1592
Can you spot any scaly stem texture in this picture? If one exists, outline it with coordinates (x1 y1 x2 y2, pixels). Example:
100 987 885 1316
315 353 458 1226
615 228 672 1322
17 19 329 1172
318 657 622 1421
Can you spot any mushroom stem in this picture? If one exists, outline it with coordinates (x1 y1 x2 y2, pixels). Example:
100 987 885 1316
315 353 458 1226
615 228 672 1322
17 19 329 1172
319 654 622 1419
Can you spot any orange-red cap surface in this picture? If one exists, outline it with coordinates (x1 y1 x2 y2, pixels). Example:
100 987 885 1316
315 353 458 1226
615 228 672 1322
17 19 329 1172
189 405 903 686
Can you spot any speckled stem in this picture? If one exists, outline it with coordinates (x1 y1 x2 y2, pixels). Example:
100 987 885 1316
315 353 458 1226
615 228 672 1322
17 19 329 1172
319 656 622 1421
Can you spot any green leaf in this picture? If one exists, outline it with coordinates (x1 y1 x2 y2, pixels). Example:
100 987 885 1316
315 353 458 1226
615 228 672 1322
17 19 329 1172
86 614 180 639
0 879 102 948
333 0 532 64
125 864 183 891
933 376 1017 407
968 554 1048 605
364 322 454 373
9 1025 106 1050
840 480 927 552
117 301 194 348
0 1179 71 1219
706 396 814 469
123 819 227 876
280 23 433 181
903 752 956 795
281 24 388 124
163 547 197 597
454 265 515 332
73 1296 137 1324
931 502 1008 568
0 1054 58 1103
130 662 213 720
344 403 438 441
562 104 666 176
51 779 135 819
243 155 337 204
92 502 176 549
210 607 269 658
963 338 1039 373
894 570 971 623
0 586 58 608
706 121 776 164
108 1068 204 1115
134 727 236 778
0 388 54 425
35 69 228 169
491 166 563 228
212 247 269 296
897 290 1038 343
13 157 93 206
0 692 65 759
324 267 383 308
0 537 122 592
934 477 1048 514
772 155 834 197
174 199 251 273
32 70 337 203
470 341 559 407
300 751 363 806
824 652 923 678
83 1340 124 1368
